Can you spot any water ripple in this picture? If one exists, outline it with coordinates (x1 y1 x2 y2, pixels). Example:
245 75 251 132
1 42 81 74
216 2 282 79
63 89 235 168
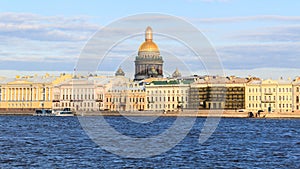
0 116 299 168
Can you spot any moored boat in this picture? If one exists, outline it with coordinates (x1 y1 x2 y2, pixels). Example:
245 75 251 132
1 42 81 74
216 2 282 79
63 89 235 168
54 108 74 116
33 109 55 116
55 110 74 116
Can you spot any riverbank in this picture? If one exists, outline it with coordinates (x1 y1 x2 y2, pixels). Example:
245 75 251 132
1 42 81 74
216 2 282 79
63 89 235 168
75 110 300 119
0 110 33 116
1 110 300 118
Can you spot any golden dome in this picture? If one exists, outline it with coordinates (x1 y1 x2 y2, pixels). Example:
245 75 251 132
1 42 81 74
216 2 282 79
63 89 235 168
138 26 160 53
138 41 159 52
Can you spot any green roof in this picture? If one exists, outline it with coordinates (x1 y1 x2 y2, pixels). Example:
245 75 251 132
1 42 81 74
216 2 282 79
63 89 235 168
151 80 180 85
182 80 194 84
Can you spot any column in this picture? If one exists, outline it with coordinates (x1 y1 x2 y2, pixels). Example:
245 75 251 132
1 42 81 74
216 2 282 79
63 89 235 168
30 87 32 101
32 87 34 103
14 88 16 101
25 88 28 101
4 88 6 101
7 88 10 101
21 88 24 101
36 87 39 101
16 88 19 101
34 87 36 101
18 88 20 101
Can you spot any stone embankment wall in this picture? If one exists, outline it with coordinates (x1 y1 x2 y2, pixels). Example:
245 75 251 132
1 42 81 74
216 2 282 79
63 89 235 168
1 109 300 118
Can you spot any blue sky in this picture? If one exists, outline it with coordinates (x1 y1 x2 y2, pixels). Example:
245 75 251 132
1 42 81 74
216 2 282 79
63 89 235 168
0 0 299 78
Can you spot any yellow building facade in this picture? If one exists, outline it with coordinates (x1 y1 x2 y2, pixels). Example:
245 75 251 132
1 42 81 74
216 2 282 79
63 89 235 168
245 79 293 113
104 78 146 112
0 74 72 112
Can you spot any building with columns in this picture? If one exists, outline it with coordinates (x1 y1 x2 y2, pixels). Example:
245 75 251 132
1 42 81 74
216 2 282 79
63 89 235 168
0 73 72 112
134 26 163 81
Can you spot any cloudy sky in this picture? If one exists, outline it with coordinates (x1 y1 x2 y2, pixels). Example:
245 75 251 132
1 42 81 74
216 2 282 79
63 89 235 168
0 0 299 79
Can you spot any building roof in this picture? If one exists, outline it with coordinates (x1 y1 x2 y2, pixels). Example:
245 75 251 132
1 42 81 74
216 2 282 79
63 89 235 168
115 67 125 76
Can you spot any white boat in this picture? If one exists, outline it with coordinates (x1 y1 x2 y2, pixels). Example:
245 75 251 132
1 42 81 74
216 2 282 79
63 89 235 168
55 110 74 116
54 108 74 116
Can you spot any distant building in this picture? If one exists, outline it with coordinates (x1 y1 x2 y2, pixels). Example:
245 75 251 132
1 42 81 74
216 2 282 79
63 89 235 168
172 68 182 78
188 76 247 110
1 26 300 114
104 77 146 111
53 78 97 112
145 79 190 112
115 67 125 77
245 78 293 113
134 26 163 81
52 75 119 112
0 73 72 111
293 77 300 112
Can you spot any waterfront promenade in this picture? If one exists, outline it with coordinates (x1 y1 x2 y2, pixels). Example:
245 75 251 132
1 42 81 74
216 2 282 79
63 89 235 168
74 110 300 118
1 109 300 118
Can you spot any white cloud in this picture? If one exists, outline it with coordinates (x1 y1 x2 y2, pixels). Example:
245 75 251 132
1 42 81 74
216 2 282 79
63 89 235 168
231 25 300 42
218 42 300 69
192 15 300 23
224 68 300 80
0 12 99 41
0 12 299 76
0 12 99 70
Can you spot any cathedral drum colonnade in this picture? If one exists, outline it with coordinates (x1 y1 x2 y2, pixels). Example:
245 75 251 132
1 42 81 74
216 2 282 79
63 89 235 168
134 26 163 81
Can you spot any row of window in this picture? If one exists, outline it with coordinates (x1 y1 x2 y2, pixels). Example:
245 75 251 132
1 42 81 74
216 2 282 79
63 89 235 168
106 97 144 103
106 105 144 110
62 94 95 100
147 104 187 109
248 88 292 93
62 88 94 93
249 95 292 101
60 102 95 108
147 90 188 94
248 103 292 108
110 89 144 93
147 96 188 102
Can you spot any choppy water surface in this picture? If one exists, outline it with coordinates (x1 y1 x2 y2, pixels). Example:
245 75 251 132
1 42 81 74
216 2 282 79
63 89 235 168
0 116 299 168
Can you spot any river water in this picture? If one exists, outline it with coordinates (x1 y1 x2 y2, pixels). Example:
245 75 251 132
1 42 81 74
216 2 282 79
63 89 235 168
0 116 299 168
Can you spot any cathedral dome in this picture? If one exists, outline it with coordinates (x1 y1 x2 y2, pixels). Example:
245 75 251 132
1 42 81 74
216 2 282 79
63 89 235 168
138 26 160 53
138 41 159 52
134 26 163 81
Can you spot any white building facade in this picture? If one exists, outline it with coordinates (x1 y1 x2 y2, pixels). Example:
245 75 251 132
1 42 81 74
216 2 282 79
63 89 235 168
145 80 190 112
